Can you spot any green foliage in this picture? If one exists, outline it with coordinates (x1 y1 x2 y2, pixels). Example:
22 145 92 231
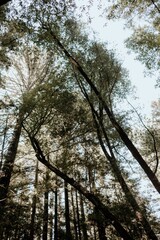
106 0 160 83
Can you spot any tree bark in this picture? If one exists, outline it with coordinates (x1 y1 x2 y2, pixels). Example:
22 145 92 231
95 208 107 240
54 183 58 240
80 194 88 240
29 136 133 240
71 188 79 240
0 114 22 236
64 181 72 240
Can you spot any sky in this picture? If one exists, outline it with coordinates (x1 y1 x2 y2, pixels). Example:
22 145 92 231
75 0 160 117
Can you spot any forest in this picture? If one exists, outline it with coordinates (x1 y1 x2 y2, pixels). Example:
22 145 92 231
0 0 160 239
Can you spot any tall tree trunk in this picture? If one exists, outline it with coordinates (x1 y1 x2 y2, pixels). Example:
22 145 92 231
49 213 53 240
0 114 22 237
42 169 49 240
54 181 58 240
71 188 79 240
46 29 160 194
64 181 72 240
95 208 107 240
0 116 8 170
76 190 82 240
49 192 54 240
93 224 97 240
29 159 39 240
80 194 88 240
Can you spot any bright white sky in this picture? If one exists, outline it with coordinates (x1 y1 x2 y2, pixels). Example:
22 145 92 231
75 0 160 117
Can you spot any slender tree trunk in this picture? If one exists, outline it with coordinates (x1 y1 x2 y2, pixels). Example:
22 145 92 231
43 169 49 240
43 190 49 240
64 180 72 240
71 188 79 240
29 159 39 240
93 224 97 240
0 116 8 170
49 212 53 240
49 192 54 240
80 194 88 240
76 190 82 240
54 183 58 240
95 208 107 240
46 29 160 194
49 213 53 240
0 114 22 237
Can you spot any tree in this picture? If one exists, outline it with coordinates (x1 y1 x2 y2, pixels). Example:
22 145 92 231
41 24 160 193
0 1 159 239
106 0 160 84
0 0 11 6
0 45 63 232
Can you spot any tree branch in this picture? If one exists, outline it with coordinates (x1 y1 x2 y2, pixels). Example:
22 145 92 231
0 0 11 6
150 0 160 13
127 100 159 174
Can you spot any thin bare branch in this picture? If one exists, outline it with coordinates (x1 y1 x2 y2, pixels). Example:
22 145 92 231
127 100 159 174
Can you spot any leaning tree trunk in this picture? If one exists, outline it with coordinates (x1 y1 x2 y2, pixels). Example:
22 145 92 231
46 28 160 194
0 114 23 237
89 104 158 240
30 136 134 240
77 80 158 240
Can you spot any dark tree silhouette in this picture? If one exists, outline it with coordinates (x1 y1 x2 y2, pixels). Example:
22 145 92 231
0 0 11 6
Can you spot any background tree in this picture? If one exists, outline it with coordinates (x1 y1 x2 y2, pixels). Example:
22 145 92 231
106 0 160 84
